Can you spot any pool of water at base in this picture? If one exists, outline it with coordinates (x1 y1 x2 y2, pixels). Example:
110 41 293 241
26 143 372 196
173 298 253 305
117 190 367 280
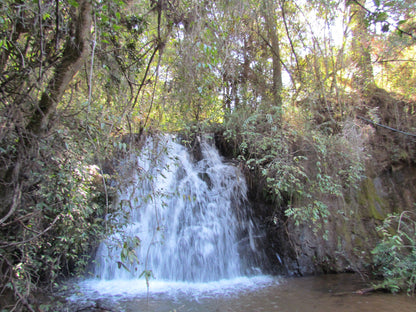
67 274 415 312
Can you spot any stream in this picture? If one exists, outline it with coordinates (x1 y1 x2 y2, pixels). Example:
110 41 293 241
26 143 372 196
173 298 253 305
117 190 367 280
65 273 415 311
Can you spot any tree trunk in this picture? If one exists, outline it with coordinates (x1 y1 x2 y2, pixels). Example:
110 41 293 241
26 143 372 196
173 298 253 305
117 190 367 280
262 0 283 108
349 1 376 93
26 0 92 135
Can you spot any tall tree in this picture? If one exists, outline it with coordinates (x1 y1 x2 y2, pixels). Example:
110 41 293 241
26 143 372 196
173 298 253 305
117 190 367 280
261 0 283 108
349 0 377 92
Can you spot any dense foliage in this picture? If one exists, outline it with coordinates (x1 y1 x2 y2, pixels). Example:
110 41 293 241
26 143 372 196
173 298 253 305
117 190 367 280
372 211 416 295
0 0 415 310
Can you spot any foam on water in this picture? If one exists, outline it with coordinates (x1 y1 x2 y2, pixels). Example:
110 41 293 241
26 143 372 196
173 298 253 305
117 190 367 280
74 275 277 301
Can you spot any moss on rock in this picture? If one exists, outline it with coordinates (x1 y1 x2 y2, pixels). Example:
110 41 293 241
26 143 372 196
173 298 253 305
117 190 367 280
357 178 387 220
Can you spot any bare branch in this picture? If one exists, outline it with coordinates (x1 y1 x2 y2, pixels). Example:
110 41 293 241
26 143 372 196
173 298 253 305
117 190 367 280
0 214 60 247
349 0 416 40
357 115 416 138
0 183 21 225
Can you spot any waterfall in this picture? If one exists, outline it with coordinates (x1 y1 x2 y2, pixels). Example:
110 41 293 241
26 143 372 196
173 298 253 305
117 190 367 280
93 135 265 283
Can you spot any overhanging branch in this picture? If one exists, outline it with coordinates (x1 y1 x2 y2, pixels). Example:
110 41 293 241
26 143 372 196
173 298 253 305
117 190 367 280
357 115 416 138
349 0 416 41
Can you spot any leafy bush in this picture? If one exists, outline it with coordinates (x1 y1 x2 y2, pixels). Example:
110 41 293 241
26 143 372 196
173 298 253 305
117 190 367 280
0 128 109 310
372 211 416 295
224 107 366 233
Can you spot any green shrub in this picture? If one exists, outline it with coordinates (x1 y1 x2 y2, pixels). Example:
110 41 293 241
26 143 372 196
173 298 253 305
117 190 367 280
224 107 366 234
0 128 109 310
372 211 416 295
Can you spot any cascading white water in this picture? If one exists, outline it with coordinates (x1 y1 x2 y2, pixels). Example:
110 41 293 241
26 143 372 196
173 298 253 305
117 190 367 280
92 135 264 284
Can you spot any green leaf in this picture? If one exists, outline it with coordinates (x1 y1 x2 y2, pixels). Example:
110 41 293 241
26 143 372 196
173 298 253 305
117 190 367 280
375 12 388 22
117 261 130 271
68 0 79 8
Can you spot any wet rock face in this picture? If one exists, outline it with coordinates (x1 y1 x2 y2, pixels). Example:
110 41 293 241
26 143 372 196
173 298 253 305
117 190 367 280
215 140 416 275
269 164 416 276
213 128 416 276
